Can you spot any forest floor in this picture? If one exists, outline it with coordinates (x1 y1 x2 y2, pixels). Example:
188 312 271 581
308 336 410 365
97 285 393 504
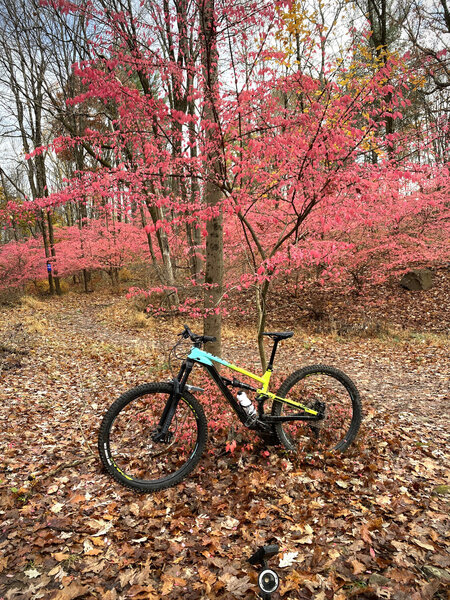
0 275 449 600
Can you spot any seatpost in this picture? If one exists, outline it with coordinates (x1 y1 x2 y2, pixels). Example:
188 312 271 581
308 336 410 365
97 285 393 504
267 340 279 371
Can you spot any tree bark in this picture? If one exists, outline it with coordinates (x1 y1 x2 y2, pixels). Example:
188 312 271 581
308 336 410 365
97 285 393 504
200 0 224 357
38 210 55 295
187 99 204 280
256 280 270 371
46 210 62 295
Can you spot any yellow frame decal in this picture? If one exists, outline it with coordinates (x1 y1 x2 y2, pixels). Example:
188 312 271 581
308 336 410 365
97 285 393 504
258 390 318 414
226 365 318 415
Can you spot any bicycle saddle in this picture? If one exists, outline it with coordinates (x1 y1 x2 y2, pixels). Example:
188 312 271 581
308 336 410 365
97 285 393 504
262 331 294 340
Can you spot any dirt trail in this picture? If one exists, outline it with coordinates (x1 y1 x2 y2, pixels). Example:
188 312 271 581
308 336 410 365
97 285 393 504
49 296 158 348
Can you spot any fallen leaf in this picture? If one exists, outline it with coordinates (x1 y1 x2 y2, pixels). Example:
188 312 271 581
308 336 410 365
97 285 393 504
280 551 299 567
413 539 435 552
219 573 252 596
52 552 70 561
24 568 40 578
336 480 349 488
221 516 239 529
52 582 89 600
351 559 366 575
129 502 140 516
51 502 64 514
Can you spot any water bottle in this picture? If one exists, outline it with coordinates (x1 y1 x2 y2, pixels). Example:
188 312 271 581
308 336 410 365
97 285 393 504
237 391 257 423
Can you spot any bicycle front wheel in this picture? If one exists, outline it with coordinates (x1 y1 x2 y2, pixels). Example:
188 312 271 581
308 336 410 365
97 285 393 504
272 365 362 453
98 383 207 492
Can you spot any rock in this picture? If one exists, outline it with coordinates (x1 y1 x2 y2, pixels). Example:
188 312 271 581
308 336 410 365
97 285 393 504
431 484 450 496
368 574 391 587
422 565 450 582
400 269 433 291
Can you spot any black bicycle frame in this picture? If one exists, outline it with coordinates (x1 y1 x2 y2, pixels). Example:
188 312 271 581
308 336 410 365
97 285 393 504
153 356 323 441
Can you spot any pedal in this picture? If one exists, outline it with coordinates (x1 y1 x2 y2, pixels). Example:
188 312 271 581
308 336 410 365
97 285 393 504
185 384 205 393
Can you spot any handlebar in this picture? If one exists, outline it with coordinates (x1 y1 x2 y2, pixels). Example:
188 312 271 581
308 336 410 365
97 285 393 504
180 324 216 346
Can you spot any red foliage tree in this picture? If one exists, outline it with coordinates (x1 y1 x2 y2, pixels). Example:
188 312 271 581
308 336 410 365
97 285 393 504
56 218 149 285
0 237 47 291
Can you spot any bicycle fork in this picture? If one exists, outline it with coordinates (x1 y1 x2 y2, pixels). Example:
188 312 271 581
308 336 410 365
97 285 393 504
151 360 194 443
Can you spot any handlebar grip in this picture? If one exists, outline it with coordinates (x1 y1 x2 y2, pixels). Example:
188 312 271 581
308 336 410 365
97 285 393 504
181 326 216 344
182 324 193 339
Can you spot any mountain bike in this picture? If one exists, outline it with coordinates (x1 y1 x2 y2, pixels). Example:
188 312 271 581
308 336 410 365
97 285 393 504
98 325 362 492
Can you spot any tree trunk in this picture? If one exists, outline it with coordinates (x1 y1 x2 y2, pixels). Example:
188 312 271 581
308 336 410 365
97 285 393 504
144 198 179 306
256 280 270 371
363 0 395 152
187 99 204 280
39 210 55 295
139 204 160 275
46 210 62 295
204 197 223 356
200 0 224 357
185 221 202 279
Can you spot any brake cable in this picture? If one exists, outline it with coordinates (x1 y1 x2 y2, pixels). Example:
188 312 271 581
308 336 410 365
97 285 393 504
168 336 185 378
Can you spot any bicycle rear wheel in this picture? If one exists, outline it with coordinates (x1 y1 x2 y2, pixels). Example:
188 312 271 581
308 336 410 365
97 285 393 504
98 383 207 492
272 365 362 453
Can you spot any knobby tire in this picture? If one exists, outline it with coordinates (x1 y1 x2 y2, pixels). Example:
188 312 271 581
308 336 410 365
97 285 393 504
272 365 362 453
98 382 207 492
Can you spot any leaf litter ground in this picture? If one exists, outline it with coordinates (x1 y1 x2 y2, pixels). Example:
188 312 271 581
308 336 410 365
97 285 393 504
0 288 448 600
